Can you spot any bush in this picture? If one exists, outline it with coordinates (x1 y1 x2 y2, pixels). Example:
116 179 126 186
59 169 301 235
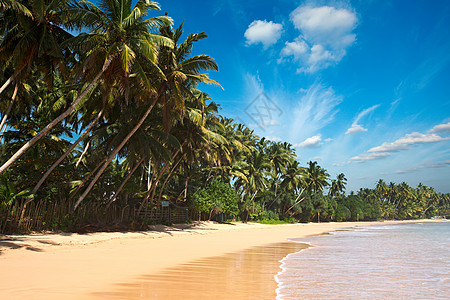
192 180 239 220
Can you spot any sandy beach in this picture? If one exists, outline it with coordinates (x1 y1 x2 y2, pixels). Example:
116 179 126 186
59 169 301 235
0 220 438 299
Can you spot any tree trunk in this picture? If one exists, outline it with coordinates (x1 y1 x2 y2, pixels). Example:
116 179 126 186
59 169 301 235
75 140 90 168
138 162 170 212
158 148 184 202
147 159 152 190
285 188 306 214
31 110 103 195
0 58 112 174
245 189 259 223
74 95 160 211
0 71 19 95
0 83 18 142
106 157 145 208
67 157 107 203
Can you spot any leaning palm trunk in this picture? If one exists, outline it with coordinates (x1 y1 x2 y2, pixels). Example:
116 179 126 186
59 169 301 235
0 68 21 95
31 110 104 195
0 58 112 174
106 157 145 208
245 189 259 223
158 151 184 202
67 157 107 203
285 188 307 214
138 162 171 213
0 83 18 143
75 140 90 168
74 95 160 211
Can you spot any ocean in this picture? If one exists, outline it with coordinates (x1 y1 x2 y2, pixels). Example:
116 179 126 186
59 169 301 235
276 222 450 299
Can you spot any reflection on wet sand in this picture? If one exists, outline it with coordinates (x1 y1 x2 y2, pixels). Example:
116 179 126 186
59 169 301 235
92 242 308 299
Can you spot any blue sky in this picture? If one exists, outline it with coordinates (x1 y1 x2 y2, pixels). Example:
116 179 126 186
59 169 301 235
159 0 450 193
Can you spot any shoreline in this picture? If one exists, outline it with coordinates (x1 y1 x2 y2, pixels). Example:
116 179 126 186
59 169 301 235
0 220 440 299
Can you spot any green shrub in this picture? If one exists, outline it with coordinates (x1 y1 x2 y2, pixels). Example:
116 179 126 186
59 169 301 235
192 180 239 220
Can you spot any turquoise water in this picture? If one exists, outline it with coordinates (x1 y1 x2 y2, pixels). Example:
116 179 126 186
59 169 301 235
276 222 450 299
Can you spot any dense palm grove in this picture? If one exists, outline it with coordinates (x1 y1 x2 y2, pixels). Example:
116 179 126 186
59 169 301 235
0 0 449 233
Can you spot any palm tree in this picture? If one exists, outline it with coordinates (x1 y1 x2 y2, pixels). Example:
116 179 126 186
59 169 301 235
266 141 295 197
305 161 329 198
281 160 307 215
330 173 347 198
0 0 172 174
0 0 73 117
305 161 329 221
74 21 221 210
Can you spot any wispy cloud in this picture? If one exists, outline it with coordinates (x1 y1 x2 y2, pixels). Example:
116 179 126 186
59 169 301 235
295 135 322 148
280 4 358 73
395 39 450 97
349 152 391 163
290 83 343 141
244 20 283 48
395 160 450 174
346 104 379 135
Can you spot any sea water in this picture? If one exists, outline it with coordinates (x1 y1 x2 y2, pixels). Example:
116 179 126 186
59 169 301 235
276 222 450 299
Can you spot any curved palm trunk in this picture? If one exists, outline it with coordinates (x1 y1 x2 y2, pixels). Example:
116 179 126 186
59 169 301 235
158 152 184 202
245 189 259 223
76 140 91 168
0 83 18 142
285 188 306 214
68 157 107 203
0 58 112 174
106 157 145 208
0 69 21 95
31 110 104 195
74 95 159 211
138 162 171 212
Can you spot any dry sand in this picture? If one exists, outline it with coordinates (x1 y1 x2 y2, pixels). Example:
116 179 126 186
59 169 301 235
0 220 437 299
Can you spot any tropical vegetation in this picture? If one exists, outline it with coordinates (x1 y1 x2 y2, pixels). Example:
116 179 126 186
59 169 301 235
1 0 449 233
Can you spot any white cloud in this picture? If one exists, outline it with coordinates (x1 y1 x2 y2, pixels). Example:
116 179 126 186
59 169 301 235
281 38 309 60
368 132 450 153
290 5 357 48
244 20 283 48
290 83 343 141
346 124 367 134
345 130 450 165
281 4 358 73
349 152 391 163
345 104 379 135
429 122 450 134
296 135 322 148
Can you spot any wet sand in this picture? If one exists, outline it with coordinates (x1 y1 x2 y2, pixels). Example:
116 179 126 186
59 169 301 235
0 220 437 299
92 242 309 299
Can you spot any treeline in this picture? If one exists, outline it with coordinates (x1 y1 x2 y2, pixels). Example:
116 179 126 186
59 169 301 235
0 0 448 233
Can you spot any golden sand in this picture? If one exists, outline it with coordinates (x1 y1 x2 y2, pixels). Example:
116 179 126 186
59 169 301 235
0 220 437 299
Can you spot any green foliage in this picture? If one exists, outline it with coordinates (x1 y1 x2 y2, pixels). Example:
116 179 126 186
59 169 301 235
191 180 239 219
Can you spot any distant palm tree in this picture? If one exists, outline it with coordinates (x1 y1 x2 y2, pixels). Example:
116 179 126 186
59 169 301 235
330 173 347 198
305 161 330 200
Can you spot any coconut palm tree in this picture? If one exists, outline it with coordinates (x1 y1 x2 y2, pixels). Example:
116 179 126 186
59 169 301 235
305 161 329 201
0 0 172 174
330 173 347 198
74 22 221 210
280 160 307 214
